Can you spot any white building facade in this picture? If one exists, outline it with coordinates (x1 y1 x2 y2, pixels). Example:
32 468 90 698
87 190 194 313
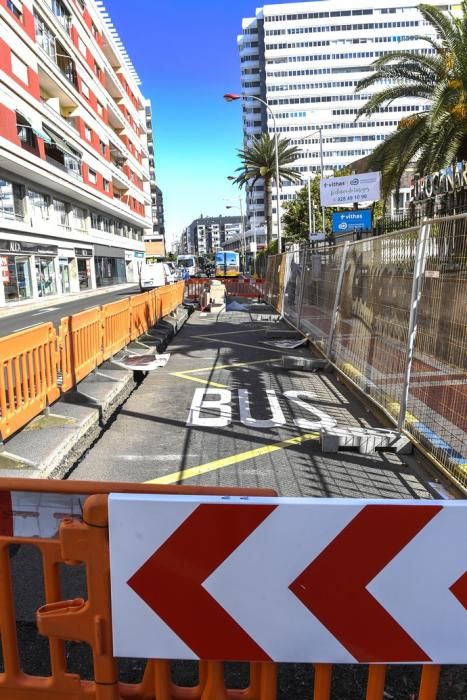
0 0 152 305
238 0 455 237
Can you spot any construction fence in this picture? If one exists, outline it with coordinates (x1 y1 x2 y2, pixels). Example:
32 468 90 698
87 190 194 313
0 477 448 700
266 214 467 493
0 282 185 441
185 277 266 301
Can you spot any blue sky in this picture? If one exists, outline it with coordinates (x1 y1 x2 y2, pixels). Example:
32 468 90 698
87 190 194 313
105 0 290 249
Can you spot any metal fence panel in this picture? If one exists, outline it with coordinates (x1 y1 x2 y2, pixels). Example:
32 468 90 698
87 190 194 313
300 244 348 353
405 215 467 487
265 218 467 492
332 229 420 422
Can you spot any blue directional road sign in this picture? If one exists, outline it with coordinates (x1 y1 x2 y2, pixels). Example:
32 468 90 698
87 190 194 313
332 209 372 234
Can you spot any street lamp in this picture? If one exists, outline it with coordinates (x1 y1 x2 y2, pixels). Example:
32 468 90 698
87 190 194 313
224 92 282 253
301 128 326 234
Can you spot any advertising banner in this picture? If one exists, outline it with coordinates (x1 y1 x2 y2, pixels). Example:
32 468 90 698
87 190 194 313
321 172 381 206
332 210 372 233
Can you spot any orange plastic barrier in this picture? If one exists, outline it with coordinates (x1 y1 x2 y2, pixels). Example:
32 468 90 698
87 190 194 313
129 292 152 341
1 283 184 441
0 477 447 700
102 298 131 361
57 307 103 390
0 324 60 440
185 278 265 301
0 477 276 700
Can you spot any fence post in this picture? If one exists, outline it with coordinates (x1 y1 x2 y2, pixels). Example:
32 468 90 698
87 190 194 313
280 252 291 319
325 241 350 361
296 246 308 332
397 219 430 432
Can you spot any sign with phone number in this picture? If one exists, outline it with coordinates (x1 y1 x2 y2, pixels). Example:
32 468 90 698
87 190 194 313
320 172 381 206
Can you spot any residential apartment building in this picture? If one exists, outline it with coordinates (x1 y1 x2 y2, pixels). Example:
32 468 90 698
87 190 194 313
238 0 456 238
0 0 152 306
143 99 165 257
180 216 242 257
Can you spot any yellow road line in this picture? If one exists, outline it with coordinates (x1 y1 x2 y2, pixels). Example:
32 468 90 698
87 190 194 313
180 359 275 374
145 432 319 485
170 359 275 388
170 372 228 388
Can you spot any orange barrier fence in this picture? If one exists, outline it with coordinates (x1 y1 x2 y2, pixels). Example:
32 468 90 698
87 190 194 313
0 282 185 442
0 324 60 440
0 477 447 700
102 297 131 361
185 277 265 300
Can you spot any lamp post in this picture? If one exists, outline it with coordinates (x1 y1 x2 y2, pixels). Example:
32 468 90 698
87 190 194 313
224 92 282 253
301 128 326 234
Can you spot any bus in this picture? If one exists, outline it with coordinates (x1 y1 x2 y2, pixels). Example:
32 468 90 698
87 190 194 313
215 251 240 278
177 254 199 278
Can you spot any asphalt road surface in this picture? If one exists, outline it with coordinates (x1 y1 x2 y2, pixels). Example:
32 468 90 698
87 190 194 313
0 285 140 337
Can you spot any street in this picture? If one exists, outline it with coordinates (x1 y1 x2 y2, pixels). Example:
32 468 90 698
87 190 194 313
0 285 141 337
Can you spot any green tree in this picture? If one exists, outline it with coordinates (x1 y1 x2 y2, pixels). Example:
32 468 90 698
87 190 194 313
233 133 301 247
355 1 467 199
282 176 332 243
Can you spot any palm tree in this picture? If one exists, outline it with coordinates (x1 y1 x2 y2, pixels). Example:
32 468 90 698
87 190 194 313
233 133 302 247
355 1 467 200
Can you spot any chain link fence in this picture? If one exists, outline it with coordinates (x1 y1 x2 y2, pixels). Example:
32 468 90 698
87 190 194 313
266 215 467 491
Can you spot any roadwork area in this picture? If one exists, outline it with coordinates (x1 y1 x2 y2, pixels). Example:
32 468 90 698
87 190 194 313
69 304 444 499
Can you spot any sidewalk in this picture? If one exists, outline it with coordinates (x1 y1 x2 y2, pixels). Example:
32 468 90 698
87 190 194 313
0 282 137 318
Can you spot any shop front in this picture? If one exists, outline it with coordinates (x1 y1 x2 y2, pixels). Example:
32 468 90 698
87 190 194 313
94 245 126 287
0 239 58 304
75 247 94 291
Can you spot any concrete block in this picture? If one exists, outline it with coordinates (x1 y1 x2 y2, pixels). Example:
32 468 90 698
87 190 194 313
281 356 329 372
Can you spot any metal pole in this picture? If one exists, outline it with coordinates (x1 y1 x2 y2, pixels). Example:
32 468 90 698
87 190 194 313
308 176 312 237
397 219 430 432
239 197 245 272
326 241 350 360
319 127 325 232
239 94 281 253
274 129 281 253
296 246 308 331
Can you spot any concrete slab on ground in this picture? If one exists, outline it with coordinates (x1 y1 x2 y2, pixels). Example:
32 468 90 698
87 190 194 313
69 307 446 499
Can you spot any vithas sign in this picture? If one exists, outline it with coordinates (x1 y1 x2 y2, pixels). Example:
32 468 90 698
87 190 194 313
109 495 467 664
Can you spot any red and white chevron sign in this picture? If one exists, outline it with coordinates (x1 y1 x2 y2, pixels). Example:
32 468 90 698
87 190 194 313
109 495 467 664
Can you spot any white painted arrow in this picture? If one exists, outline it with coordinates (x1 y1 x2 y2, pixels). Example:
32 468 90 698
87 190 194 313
368 504 467 663
204 500 363 662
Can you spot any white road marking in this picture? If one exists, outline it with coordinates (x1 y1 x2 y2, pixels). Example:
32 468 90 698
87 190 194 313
32 307 60 315
117 455 196 461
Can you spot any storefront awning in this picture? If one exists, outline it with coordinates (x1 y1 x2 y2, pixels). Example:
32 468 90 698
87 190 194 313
43 126 81 158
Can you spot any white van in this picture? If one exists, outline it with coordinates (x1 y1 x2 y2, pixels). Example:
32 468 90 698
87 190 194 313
139 261 173 290
177 255 199 277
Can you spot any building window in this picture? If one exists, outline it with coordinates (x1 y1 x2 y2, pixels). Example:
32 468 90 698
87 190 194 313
11 52 28 84
54 199 70 229
103 178 110 192
35 13 56 60
88 169 97 184
7 0 22 20
99 140 106 155
84 125 92 140
16 113 36 147
91 211 100 229
28 189 50 220
96 101 104 117
73 206 87 231
50 0 71 31
0 179 24 220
